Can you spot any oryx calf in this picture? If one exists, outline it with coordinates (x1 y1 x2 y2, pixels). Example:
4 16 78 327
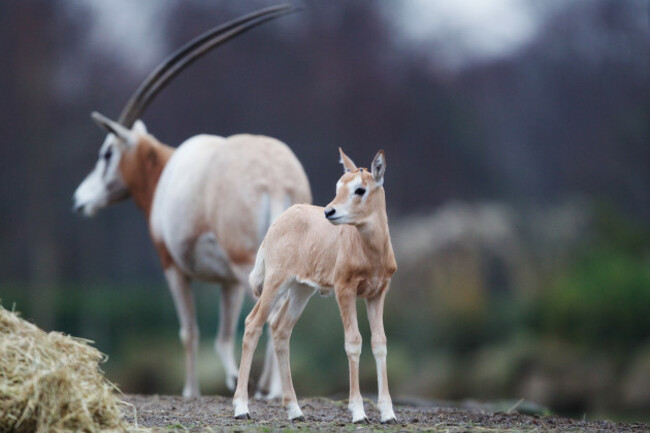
233 148 397 423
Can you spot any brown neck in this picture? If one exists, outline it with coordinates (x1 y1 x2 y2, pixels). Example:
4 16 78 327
119 134 174 217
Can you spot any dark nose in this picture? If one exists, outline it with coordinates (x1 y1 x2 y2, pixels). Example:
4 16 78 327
324 207 336 219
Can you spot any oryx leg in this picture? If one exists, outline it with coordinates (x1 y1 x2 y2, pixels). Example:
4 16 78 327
366 289 396 423
165 266 200 398
270 284 315 420
215 281 246 392
336 289 367 423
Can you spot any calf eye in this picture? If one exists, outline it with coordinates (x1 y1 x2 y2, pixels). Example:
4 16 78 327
354 187 366 196
104 149 112 160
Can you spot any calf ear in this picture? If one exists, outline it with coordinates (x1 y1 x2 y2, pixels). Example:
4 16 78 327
371 150 386 186
91 111 137 148
339 147 358 172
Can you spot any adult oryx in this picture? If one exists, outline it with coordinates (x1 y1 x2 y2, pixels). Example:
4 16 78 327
73 5 310 398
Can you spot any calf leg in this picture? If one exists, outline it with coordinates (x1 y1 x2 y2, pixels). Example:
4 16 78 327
255 291 288 399
270 284 315 420
233 274 287 418
336 289 367 423
165 267 200 398
366 290 396 423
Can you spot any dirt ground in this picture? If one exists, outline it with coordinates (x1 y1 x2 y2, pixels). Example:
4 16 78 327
121 394 649 432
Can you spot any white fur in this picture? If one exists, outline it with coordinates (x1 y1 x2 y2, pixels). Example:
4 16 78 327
286 401 304 420
346 175 363 195
349 399 367 423
77 110 312 401
233 398 249 418
164 267 200 398
150 135 233 280
257 192 271 244
345 341 362 362
73 135 127 216
378 402 396 423
295 276 332 296
215 337 238 392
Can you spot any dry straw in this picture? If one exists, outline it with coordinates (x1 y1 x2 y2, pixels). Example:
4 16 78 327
0 304 136 433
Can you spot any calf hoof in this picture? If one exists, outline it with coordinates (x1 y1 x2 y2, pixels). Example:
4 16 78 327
287 402 305 421
381 417 398 425
234 413 250 420
353 416 370 424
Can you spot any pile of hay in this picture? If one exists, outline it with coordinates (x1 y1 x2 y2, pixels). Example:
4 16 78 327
0 304 132 433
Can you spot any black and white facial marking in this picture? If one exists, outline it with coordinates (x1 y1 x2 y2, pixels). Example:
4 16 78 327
73 134 130 217
73 114 149 216
324 149 386 226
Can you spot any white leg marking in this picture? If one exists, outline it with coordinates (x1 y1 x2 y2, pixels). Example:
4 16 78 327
233 398 249 418
286 401 304 421
345 341 367 422
378 401 396 423
349 398 367 423
345 341 362 362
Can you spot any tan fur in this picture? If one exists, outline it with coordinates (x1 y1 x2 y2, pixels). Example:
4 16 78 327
233 149 398 423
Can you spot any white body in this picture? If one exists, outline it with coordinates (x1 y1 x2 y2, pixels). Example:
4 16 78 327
151 134 305 281
74 115 311 398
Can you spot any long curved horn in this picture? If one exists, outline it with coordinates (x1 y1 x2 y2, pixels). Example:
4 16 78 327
118 4 296 127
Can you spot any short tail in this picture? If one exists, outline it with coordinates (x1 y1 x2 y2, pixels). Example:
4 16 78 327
249 246 265 298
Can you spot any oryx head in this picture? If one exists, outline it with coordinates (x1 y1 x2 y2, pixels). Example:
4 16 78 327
73 113 149 216
72 4 296 217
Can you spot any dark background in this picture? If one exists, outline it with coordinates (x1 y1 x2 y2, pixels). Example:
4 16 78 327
1 0 649 421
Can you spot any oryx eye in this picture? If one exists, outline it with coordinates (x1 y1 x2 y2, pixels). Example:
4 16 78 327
103 149 112 160
354 187 366 196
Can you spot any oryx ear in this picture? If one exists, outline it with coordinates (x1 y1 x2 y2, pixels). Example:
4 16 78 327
371 150 386 186
91 111 136 147
339 147 358 173
133 119 147 134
